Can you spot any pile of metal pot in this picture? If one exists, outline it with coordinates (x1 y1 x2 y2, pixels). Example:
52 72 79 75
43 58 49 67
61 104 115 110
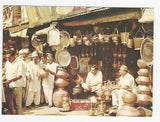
136 59 152 108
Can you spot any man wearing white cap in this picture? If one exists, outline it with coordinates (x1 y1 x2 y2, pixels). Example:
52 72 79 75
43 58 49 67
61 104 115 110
112 65 135 110
26 51 42 108
42 53 59 107
18 48 30 106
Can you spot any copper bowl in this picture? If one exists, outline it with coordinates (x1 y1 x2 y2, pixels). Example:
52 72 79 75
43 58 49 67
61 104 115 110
137 94 152 107
137 85 151 95
137 69 149 76
55 78 69 88
137 59 148 68
136 76 151 85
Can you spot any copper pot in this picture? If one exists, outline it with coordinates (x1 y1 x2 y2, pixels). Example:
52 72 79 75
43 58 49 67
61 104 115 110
122 53 127 58
120 32 129 44
56 69 69 79
122 91 137 104
133 37 144 50
137 59 148 68
136 76 151 85
55 78 69 88
137 69 149 76
117 53 122 58
53 88 69 108
137 94 152 107
117 105 141 117
104 35 110 43
137 85 151 95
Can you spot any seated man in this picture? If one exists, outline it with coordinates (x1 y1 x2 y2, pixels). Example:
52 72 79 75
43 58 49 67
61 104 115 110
81 64 103 94
112 65 136 110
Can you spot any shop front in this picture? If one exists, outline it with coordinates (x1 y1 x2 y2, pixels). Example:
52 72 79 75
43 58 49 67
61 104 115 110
2 6 153 117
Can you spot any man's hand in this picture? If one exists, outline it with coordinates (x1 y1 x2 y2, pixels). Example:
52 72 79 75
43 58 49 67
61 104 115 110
27 75 31 81
5 80 11 87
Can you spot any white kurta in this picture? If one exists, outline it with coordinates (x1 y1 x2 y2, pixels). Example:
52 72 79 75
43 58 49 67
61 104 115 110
5 58 23 88
26 61 42 106
42 62 59 106
82 71 103 92
112 73 135 109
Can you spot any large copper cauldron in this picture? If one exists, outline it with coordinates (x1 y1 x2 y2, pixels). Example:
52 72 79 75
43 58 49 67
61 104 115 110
53 78 69 107
117 91 141 117
117 105 141 117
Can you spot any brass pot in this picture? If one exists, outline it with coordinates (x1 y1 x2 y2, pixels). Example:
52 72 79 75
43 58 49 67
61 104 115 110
120 32 129 44
122 91 137 104
136 76 151 85
133 37 144 50
137 59 148 68
55 78 69 88
137 69 149 76
112 34 120 42
56 69 69 79
104 35 110 43
137 85 151 95
117 105 141 117
73 85 82 93
137 94 152 107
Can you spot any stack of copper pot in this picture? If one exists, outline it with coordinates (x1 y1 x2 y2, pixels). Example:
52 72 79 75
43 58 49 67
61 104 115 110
52 68 70 108
117 91 142 117
136 59 152 108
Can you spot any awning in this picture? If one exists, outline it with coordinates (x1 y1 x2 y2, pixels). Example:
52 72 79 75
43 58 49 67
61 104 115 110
10 28 28 38
62 8 141 26
138 8 154 23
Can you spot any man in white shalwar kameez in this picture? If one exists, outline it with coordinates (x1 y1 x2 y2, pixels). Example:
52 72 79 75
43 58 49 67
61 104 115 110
26 51 42 107
82 64 102 93
42 53 59 107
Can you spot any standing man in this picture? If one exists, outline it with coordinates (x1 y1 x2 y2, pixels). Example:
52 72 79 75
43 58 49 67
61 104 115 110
112 65 136 109
42 53 59 107
26 51 42 108
5 48 23 115
18 48 30 106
